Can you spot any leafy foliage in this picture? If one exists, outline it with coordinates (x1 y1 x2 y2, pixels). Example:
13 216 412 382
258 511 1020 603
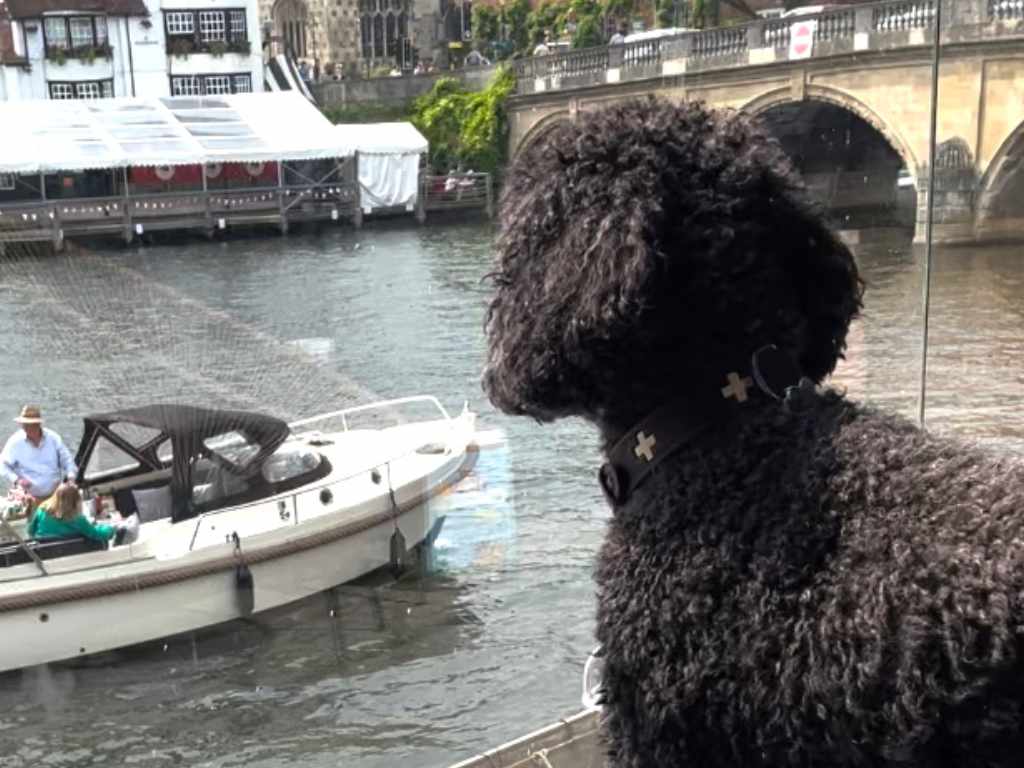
322 101 414 125
410 67 516 174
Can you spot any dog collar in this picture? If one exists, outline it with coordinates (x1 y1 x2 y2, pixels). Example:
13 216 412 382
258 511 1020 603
598 345 813 506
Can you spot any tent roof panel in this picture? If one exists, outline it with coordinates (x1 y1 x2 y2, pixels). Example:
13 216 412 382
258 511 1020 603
0 91 353 174
333 122 428 155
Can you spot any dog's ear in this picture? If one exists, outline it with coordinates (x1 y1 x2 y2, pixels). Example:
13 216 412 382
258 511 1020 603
483 111 670 420
775 200 864 381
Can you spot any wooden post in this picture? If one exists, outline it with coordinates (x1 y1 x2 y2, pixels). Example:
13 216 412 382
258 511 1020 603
202 164 213 238
122 167 133 245
485 173 494 219
415 154 427 224
352 151 363 229
277 161 288 235
51 204 63 252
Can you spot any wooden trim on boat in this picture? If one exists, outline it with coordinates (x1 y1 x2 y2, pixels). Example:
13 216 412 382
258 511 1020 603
0 447 478 613
447 709 603 768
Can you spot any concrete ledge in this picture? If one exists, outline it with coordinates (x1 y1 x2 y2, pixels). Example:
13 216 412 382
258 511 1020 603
662 58 687 76
749 47 777 65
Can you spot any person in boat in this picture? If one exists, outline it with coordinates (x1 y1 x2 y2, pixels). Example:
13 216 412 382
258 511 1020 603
26 482 115 543
0 405 77 513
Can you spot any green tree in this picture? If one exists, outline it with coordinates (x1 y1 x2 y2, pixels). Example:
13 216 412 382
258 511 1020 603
472 4 501 57
691 0 719 28
527 0 564 46
410 67 516 174
459 66 516 173
411 78 470 171
505 0 531 54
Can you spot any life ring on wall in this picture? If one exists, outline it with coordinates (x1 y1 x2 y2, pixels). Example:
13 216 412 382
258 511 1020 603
155 165 175 181
205 162 223 179
244 162 265 177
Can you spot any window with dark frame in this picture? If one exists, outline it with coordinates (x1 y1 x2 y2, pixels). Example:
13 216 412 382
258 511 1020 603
48 79 114 99
43 15 109 55
169 73 252 96
164 9 248 52
0 173 14 191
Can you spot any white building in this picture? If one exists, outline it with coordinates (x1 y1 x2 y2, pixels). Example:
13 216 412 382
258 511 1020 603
0 0 264 100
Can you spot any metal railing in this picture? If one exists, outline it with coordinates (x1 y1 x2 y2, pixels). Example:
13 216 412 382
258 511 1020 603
186 396 465 551
289 394 454 432
513 0 999 95
419 173 494 218
0 180 362 246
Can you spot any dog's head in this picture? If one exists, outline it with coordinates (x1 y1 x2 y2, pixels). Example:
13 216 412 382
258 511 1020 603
483 97 863 426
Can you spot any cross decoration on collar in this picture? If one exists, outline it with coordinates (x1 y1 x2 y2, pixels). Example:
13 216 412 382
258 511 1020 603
633 431 656 462
721 371 754 402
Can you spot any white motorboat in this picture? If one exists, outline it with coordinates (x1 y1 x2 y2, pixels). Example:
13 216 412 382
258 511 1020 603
0 396 478 672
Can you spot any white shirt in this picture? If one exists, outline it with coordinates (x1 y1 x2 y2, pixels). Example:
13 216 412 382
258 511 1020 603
0 428 77 498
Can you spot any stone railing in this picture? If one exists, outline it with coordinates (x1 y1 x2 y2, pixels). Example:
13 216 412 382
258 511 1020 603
988 0 1024 20
512 0 1012 96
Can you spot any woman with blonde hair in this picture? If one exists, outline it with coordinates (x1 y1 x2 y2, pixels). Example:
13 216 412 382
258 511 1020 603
27 482 115 543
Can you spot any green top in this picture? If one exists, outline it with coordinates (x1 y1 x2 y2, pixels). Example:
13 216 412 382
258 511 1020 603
26 508 115 543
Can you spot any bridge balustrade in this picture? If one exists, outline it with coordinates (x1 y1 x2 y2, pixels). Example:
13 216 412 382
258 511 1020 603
872 1 935 32
989 0 1024 20
691 26 748 59
513 0 1008 96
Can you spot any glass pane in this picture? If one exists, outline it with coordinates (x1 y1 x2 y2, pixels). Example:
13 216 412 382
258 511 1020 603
69 17 93 48
108 422 161 448
923 0 1024 450
44 17 67 49
84 436 140 479
203 430 259 467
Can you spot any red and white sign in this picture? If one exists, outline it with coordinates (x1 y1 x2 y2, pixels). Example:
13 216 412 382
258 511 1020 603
789 20 816 60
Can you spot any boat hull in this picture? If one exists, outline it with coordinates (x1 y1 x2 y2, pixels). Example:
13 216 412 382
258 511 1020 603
0 441 476 672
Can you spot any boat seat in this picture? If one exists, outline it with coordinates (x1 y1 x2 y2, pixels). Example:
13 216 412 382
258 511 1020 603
132 485 173 523
0 536 108 568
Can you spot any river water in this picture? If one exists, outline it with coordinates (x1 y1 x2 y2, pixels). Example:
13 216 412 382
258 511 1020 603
0 221 1021 767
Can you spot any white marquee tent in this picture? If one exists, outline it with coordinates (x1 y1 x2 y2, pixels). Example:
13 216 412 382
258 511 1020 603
334 122 429 213
0 91 353 176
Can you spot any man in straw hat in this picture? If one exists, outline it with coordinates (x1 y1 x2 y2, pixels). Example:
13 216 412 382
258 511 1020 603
1 405 77 510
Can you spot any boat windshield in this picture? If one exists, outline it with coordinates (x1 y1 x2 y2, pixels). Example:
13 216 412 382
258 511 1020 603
191 441 323 509
203 430 261 469
260 444 322 483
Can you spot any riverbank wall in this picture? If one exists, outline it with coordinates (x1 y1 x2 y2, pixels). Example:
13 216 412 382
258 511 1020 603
314 66 498 109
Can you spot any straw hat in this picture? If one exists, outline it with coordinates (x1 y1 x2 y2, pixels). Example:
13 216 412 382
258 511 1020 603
13 405 43 425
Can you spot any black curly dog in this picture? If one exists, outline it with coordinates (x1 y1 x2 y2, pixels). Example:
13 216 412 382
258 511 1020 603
483 97 1024 767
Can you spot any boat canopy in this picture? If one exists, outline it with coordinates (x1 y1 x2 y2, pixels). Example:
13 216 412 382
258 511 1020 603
0 91 353 175
75 404 291 521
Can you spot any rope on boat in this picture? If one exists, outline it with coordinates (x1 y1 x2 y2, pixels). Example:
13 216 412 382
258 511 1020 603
530 749 555 768
0 449 478 614
386 461 407 576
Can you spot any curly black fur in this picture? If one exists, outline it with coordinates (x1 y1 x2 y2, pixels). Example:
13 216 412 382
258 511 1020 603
484 97 1024 766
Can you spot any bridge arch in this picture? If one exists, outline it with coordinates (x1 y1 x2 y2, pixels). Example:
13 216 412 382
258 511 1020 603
513 110 572 161
976 119 1024 227
742 86 919 186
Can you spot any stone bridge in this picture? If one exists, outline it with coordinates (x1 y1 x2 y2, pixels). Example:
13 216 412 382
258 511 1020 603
506 0 1024 244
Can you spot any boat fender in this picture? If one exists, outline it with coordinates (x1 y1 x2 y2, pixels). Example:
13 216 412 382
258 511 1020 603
390 526 407 576
386 463 406 576
231 531 255 617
